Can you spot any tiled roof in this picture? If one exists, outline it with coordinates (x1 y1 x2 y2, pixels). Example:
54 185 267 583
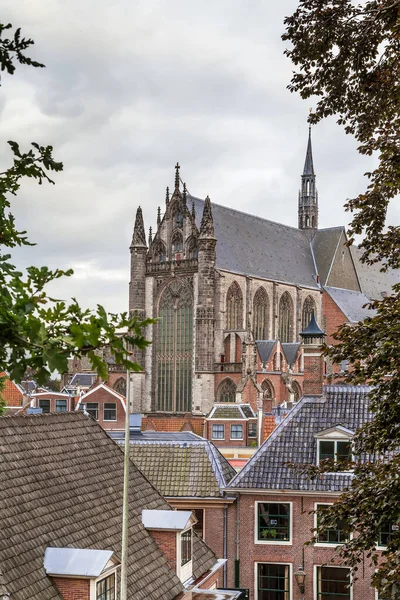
0 413 217 600
208 404 256 420
256 341 276 364
229 385 372 492
263 416 276 441
128 440 237 498
350 246 400 300
311 227 344 286
141 414 204 437
69 372 97 387
191 196 319 289
0 372 24 407
281 343 301 367
324 286 375 323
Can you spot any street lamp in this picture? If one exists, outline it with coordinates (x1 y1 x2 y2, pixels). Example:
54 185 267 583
294 569 306 595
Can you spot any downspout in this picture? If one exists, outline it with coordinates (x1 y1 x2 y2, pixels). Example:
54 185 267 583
235 493 240 588
223 504 227 588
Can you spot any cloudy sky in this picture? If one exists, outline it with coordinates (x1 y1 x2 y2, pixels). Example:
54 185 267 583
1 1 395 314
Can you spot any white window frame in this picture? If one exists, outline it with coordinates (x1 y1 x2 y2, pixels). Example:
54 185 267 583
316 439 353 469
176 526 193 584
376 521 399 550
90 565 119 600
38 398 51 413
314 502 349 547
254 501 293 546
254 561 293 600
103 402 117 422
211 423 225 440
230 424 243 441
314 564 352 600
86 402 99 421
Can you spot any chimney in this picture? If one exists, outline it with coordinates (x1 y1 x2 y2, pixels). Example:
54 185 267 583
300 313 325 396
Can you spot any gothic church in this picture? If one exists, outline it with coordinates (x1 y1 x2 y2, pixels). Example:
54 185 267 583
129 130 396 416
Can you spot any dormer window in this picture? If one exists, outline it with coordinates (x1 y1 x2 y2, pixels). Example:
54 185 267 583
96 572 116 600
179 528 193 583
315 426 354 468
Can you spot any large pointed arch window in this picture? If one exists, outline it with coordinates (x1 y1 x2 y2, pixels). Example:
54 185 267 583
302 295 315 330
278 292 293 343
113 377 127 397
253 287 269 340
156 279 193 412
226 282 243 330
217 378 236 403
172 230 183 254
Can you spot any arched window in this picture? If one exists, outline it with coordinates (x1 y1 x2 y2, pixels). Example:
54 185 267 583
292 381 302 402
311 215 315 227
261 379 274 399
186 236 198 259
253 287 269 340
172 230 183 254
217 378 236 403
305 215 310 227
153 240 166 263
113 377 127 397
273 352 284 372
226 282 243 330
156 279 193 412
278 292 293 343
302 296 315 331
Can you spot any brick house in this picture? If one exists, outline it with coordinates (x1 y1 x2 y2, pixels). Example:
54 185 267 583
30 390 74 413
76 382 127 431
0 412 246 600
224 385 382 600
205 404 258 449
0 371 25 413
109 427 236 570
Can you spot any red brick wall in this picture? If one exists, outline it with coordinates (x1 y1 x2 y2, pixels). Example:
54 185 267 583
52 577 90 600
242 379 259 413
203 506 226 557
0 373 23 407
197 565 223 589
302 349 324 395
150 530 177 572
206 419 247 448
81 387 126 431
323 291 348 346
226 493 378 600
32 393 73 412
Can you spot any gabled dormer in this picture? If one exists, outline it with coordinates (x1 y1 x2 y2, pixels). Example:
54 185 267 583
315 425 354 466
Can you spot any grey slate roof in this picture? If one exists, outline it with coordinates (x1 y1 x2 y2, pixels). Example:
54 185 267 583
69 372 97 387
228 385 372 493
350 246 400 300
256 341 276 364
324 286 375 323
127 439 237 498
311 227 344 286
281 343 301 367
191 196 319 289
0 413 217 600
208 404 256 420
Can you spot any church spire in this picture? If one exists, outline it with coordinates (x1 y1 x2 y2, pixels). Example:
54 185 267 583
131 206 147 248
298 126 318 232
199 195 216 239
174 162 180 191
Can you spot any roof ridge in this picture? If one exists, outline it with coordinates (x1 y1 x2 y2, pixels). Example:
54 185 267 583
203 441 232 490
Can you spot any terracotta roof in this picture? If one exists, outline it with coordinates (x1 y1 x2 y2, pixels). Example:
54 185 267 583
128 439 237 498
0 413 217 599
141 414 204 437
0 372 24 407
263 416 276 441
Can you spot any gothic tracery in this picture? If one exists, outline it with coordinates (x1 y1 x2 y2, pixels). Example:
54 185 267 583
302 295 315 330
278 292 293 343
217 378 237 403
253 287 269 340
226 282 243 330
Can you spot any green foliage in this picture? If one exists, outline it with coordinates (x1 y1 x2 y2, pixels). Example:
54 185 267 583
283 2 400 596
0 22 153 386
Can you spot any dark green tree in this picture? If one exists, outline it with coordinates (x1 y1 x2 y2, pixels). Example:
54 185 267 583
284 2 400 597
0 23 152 410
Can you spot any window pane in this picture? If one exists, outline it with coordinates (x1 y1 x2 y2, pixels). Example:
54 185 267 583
317 567 350 600
96 573 115 600
212 424 224 439
38 399 50 413
248 423 257 438
231 425 243 439
181 529 192 566
55 399 67 412
317 505 349 544
104 403 117 421
258 503 290 542
86 402 99 420
337 441 351 463
258 563 289 600
378 521 399 546
319 441 335 461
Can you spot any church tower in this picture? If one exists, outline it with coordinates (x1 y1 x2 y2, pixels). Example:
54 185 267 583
298 127 318 232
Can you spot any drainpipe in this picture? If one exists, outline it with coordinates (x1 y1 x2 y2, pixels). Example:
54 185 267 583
235 494 240 588
223 504 227 587
121 369 131 600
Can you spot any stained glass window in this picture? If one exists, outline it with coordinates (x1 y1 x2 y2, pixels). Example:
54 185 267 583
302 295 315 330
226 282 243 330
156 279 193 412
253 287 269 340
278 292 293 343
217 378 236 402
113 377 126 396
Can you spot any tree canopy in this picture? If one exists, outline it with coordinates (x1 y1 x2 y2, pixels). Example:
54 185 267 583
283 1 400 596
0 22 152 399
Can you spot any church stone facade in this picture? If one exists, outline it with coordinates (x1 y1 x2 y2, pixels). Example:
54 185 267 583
128 131 387 417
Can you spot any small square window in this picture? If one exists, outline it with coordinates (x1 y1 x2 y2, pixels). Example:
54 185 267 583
38 399 50 413
230 424 243 440
96 572 115 600
212 424 224 440
248 423 257 438
86 402 99 420
316 566 350 600
104 403 117 421
257 502 291 542
378 522 399 547
55 399 67 413
318 439 351 466
316 504 349 544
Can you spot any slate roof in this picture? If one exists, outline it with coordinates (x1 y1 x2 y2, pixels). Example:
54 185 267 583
311 227 344 286
208 404 256 420
127 439 237 498
0 413 217 600
350 246 400 300
191 196 319 289
281 343 301 367
228 385 372 493
324 286 375 323
109 431 202 442
69 372 97 387
256 341 276 364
